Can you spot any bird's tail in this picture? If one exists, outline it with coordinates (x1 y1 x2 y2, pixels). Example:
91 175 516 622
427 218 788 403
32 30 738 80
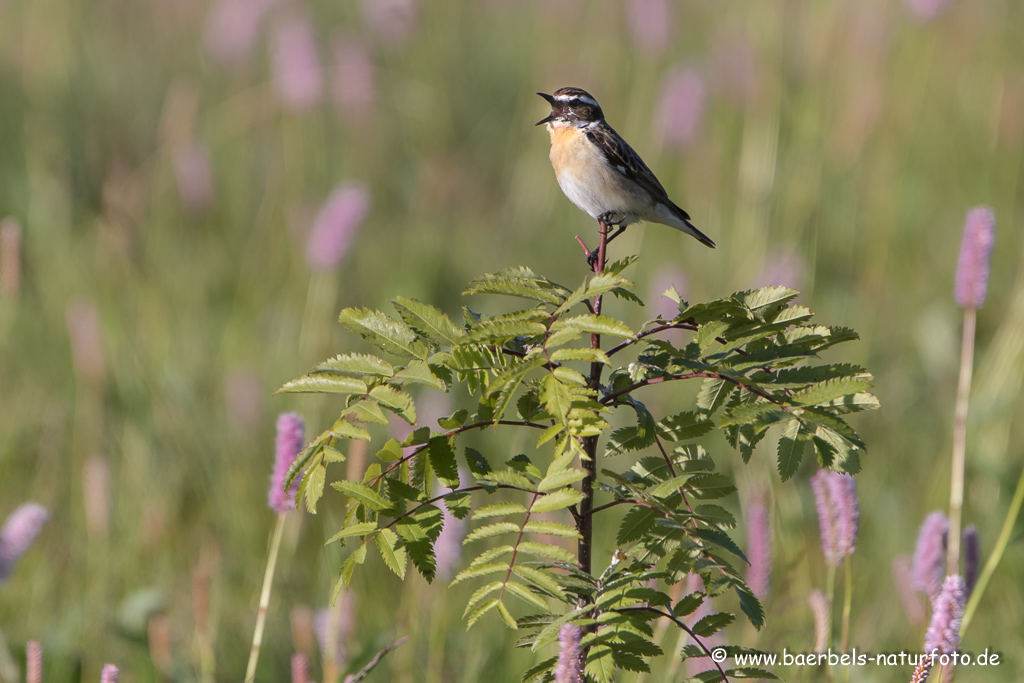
679 217 716 249
669 203 716 249
652 201 717 248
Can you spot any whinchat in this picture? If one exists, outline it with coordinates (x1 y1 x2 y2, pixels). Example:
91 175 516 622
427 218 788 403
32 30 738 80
537 87 715 249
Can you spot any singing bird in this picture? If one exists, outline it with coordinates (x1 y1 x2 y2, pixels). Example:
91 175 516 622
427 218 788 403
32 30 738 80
537 87 715 249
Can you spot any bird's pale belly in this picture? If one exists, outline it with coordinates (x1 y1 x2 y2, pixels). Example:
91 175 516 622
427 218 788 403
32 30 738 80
548 127 649 225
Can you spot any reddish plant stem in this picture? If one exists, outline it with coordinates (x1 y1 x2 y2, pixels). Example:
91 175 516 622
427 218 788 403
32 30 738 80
577 220 608 579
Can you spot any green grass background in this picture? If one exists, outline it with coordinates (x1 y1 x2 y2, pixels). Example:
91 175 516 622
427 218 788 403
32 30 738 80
1 0 1023 681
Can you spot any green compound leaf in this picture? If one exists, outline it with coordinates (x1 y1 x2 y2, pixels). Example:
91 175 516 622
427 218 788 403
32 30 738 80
342 399 389 425
537 467 587 493
692 611 736 637
452 562 509 586
299 458 327 513
496 600 519 629
616 505 661 545
375 528 407 579
516 541 576 563
369 385 417 424
325 521 378 544
530 488 585 514
313 353 394 378
278 374 368 395
393 360 447 389
736 583 765 629
503 580 549 611
696 377 736 414
549 347 611 364
428 436 460 488
331 480 393 512
656 411 715 442
473 502 529 519
465 581 504 615
790 376 873 406
330 419 370 442
338 307 428 359
552 314 636 339
465 597 501 628
392 296 463 347
776 419 805 481
586 644 616 683
396 505 443 581
465 319 548 343
464 266 571 305
522 520 581 538
464 522 522 543
540 374 573 422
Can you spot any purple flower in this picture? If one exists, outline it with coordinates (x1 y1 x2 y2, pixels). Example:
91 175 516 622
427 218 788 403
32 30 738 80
905 0 951 23
202 0 280 68
269 413 305 513
654 65 706 150
291 653 309 683
626 0 673 56
759 248 804 291
331 32 377 121
100 664 119 683
892 554 926 627
744 491 771 600
554 623 582 683
66 298 107 385
173 141 215 215
826 472 859 558
684 573 725 676
26 641 42 683
810 471 859 567
911 511 949 599
315 595 355 671
270 11 324 111
306 182 370 271
224 365 264 429
953 206 995 308
710 30 759 107
923 574 966 654
361 0 419 46
962 524 980 597
1 216 21 298
435 489 466 582
807 589 830 653
0 503 49 582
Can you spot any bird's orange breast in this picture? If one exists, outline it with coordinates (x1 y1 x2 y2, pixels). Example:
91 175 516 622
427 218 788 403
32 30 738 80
547 125 591 179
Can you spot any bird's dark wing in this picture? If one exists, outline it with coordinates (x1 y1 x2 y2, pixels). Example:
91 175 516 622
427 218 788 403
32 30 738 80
585 123 691 220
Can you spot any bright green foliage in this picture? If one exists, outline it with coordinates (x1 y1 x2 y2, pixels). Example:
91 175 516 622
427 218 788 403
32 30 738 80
282 257 875 681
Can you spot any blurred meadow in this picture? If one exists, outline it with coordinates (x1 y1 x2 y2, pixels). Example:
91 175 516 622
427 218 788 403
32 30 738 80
1 0 1023 681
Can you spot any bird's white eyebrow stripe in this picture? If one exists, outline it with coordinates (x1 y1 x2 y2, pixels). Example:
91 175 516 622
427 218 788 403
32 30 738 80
554 94 599 108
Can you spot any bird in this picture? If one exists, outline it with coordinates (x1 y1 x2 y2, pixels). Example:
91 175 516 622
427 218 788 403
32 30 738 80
536 87 715 249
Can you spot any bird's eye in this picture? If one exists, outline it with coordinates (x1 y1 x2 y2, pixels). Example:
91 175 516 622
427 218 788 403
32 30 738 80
569 99 582 108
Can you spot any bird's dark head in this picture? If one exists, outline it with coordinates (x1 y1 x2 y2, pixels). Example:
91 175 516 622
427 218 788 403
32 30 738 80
536 87 604 127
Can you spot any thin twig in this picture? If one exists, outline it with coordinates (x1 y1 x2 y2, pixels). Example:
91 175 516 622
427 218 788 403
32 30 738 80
343 637 410 683
372 420 547 486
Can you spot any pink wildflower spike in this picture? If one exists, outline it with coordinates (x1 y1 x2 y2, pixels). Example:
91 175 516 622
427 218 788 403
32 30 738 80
269 413 305 513
0 503 49 582
953 206 995 308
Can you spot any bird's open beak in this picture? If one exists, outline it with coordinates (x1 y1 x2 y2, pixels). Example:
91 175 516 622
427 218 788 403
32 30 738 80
535 92 557 126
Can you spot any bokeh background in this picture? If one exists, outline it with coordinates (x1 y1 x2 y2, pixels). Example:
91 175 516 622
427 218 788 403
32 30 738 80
1 0 1023 681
